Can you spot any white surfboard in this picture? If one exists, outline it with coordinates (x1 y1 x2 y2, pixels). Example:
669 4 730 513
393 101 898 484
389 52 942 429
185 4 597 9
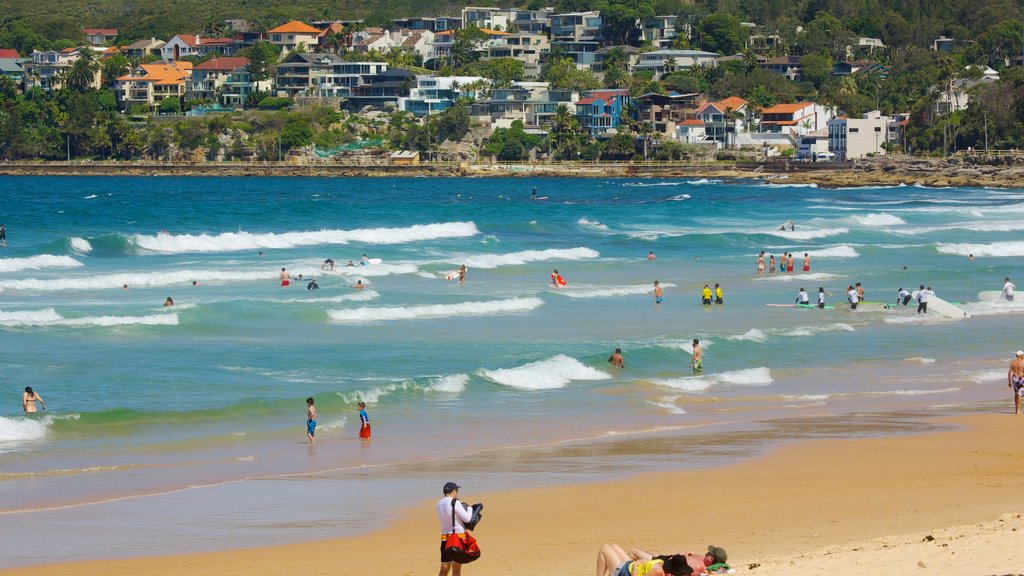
444 269 465 280
978 290 1007 302
912 292 970 319
359 258 382 266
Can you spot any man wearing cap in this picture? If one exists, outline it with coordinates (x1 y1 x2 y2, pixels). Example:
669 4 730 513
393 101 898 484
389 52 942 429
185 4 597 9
437 482 474 576
705 545 729 573
1008 351 1024 414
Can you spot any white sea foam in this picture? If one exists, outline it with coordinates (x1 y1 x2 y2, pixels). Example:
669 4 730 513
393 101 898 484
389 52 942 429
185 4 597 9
809 246 859 258
0 269 281 292
327 262 419 277
665 193 692 201
883 315 956 325
867 387 961 397
779 323 855 337
651 367 773 390
849 213 906 226
936 241 1024 257
0 415 49 442
648 377 713 392
650 397 687 414
556 282 676 299
672 340 713 355
457 247 600 269
0 255 83 273
759 272 844 282
577 218 608 230
69 238 93 253
759 183 819 188
727 328 768 342
766 228 848 240
0 308 178 327
326 297 543 323
425 374 470 394
968 370 1007 384
903 357 936 364
782 393 832 401
479 354 610 390
961 301 1024 317
83 194 98 199
129 221 480 253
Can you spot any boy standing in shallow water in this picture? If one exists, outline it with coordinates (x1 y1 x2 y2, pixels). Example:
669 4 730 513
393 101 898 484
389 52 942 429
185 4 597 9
358 402 371 439
306 397 317 444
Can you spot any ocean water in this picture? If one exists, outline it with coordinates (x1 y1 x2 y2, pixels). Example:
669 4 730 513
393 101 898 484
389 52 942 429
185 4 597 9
1 176 1022 566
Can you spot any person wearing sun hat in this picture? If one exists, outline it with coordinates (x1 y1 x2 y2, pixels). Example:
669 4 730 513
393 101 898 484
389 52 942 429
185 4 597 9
704 545 730 573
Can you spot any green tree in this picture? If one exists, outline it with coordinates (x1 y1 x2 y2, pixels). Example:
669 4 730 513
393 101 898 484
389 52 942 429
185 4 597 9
65 54 99 92
800 53 833 89
600 0 657 46
157 97 181 114
244 42 280 82
601 131 635 159
697 13 746 55
102 53 131 85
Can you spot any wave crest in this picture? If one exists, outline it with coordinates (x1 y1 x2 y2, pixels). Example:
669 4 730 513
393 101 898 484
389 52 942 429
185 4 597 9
458 247 599 269
479 355 610 390
326 297 543 323
0 255 83 273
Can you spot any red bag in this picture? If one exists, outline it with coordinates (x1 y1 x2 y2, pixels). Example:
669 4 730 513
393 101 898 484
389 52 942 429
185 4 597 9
444 500 481 563
444 531 480 564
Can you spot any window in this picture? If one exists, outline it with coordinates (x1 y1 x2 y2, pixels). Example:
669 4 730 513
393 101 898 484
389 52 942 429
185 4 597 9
849 127 859 133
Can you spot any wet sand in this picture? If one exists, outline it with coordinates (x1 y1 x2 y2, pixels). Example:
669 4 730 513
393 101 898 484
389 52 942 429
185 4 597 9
4 412 1021 576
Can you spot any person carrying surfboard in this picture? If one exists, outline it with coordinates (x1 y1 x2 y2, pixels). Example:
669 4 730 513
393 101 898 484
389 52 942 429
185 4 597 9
551 269 566 287
1003 277 1015 302
897 287 912 306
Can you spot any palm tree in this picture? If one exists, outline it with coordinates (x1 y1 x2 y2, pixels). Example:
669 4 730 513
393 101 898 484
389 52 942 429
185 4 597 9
603 67 630 89
66 53 99 92
662 56 677 76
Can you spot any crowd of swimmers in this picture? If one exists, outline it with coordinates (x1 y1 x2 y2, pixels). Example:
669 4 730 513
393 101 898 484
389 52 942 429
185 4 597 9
756 251 810 277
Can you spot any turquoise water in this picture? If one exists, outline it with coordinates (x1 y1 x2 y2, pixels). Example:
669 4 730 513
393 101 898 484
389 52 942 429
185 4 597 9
1 176 1022 566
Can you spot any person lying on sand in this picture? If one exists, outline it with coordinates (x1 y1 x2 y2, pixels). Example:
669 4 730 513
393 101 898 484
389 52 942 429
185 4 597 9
596 543 728 576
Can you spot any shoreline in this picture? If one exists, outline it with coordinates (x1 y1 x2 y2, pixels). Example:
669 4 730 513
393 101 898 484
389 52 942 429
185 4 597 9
1 157 1023 188
4 412 1021 576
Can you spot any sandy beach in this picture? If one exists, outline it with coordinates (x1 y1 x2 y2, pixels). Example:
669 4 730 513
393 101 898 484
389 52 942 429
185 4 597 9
4 412 1021 576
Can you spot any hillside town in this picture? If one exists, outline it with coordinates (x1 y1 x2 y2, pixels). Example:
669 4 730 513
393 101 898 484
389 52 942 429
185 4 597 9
0 5 1022 165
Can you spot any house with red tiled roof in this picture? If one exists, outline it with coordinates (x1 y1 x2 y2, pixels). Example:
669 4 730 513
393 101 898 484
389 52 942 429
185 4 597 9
114 61 193 111
161 35 241 61
83 28 118 45
186 57 250 102
268 21 323 53
0 49 22 59
575 88 634 138
692 96 750 148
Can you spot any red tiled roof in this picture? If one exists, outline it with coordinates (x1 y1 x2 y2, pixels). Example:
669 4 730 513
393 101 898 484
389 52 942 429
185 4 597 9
761 102 814 114
83 28 118 36
0 49 19 58
199 37 235 46
577 97 599 105
716 96 748 110
680 119 704 126
175 34 199 47
268 20 322 34
194 57 250 71
319 23 344 37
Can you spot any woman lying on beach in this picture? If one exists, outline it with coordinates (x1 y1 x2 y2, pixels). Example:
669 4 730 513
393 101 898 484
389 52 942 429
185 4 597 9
595 544 697 576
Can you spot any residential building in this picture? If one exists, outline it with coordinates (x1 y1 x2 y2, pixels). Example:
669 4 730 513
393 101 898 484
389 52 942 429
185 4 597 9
758 101 832 137
481 31 548 74
398 74 487 116
274 52 387 99
267 21 323 53
828 110 890 160
317 23 349 53
761 55 803 81
0 49 24 83
471 81 577 129
122 38 165 61
392 16 461 33
797 129 832 159
931 36 956 52
114 61 193 111
453 7 553 34
640 16 678 49
347 68 417 109
83 28 118 45
675 118 707 144
747 33 783 55
593 45 640 73
550 12 602 68
186 56 250 102
575 88 633 137
635 91 701 138
630 49 719 77
692 96 749 147
429 28 509 66
854 37 885 54
934 65 999 114
220 65 271 108
23 48 102 91
161 35 241 61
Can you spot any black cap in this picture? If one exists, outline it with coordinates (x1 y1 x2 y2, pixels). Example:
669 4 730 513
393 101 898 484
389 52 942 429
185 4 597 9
443 482 460 494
